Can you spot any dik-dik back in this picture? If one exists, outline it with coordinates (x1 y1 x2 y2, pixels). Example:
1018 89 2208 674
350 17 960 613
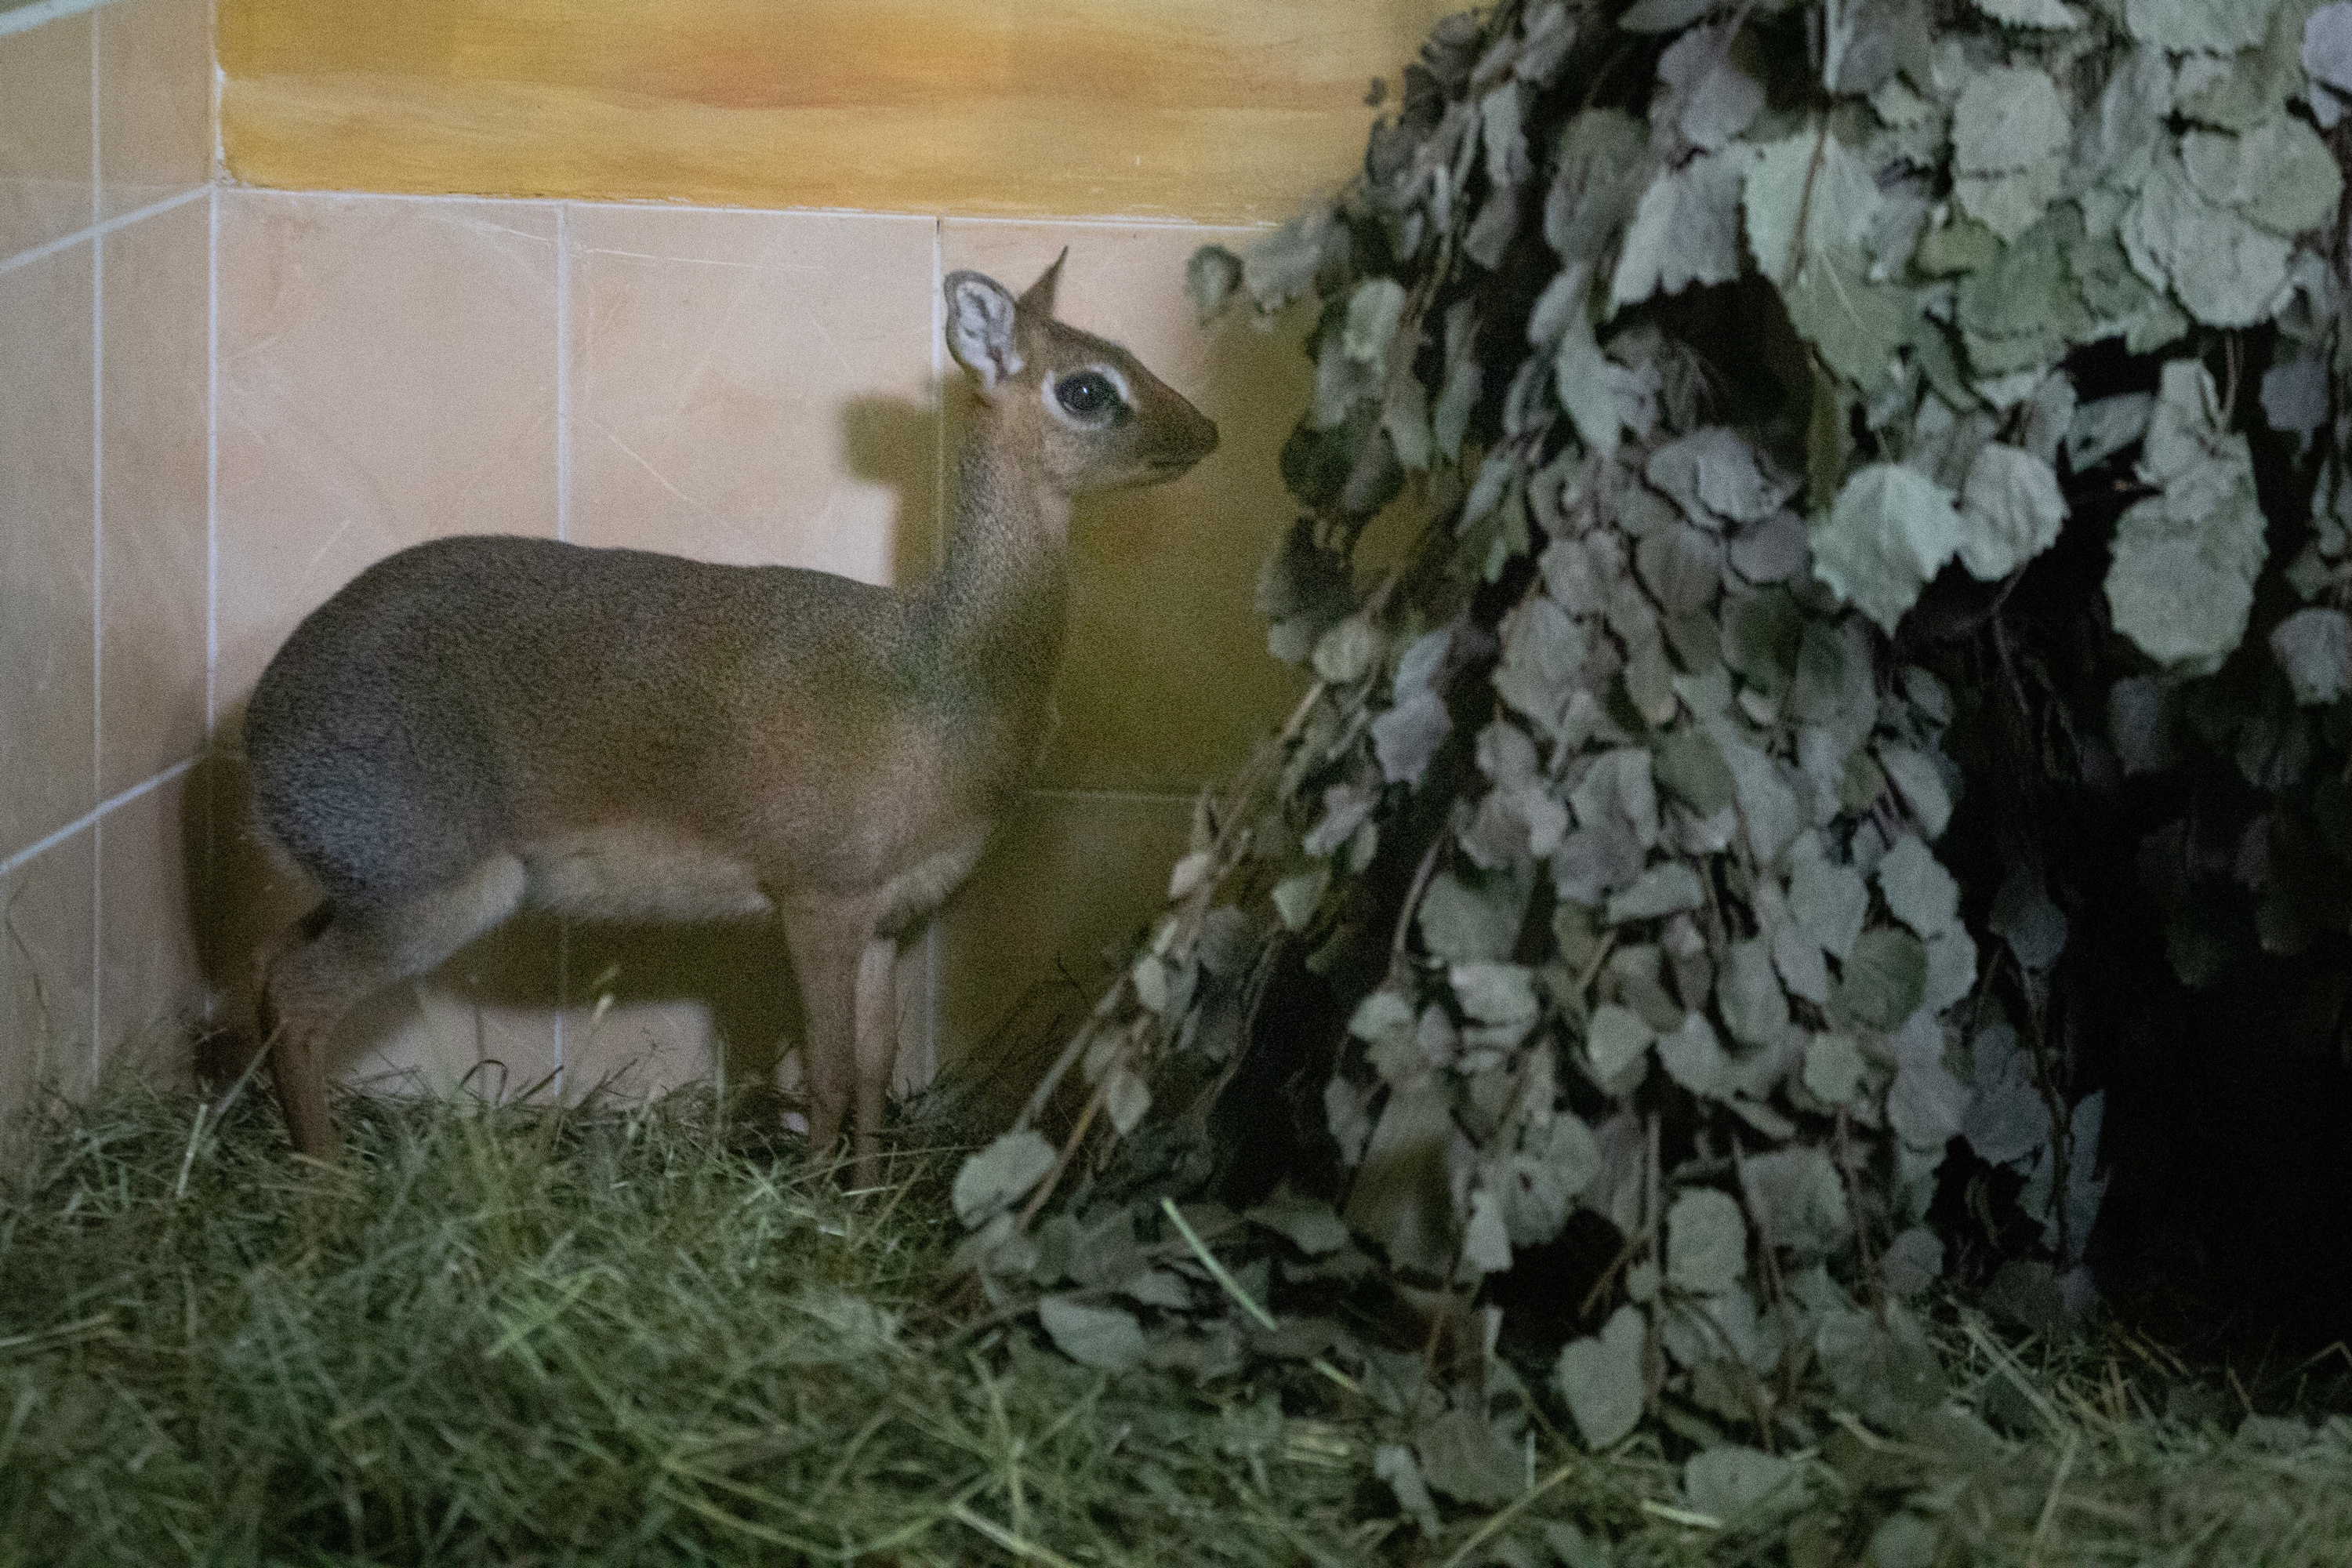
245 256 1218 1179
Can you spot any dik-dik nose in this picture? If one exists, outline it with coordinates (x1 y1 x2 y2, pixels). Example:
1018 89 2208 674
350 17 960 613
1156 402 1219 474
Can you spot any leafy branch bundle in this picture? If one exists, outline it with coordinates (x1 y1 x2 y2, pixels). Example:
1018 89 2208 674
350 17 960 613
949 0 2352 1492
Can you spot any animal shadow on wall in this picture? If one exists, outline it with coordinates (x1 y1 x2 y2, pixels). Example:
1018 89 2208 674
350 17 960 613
183 388 956 1113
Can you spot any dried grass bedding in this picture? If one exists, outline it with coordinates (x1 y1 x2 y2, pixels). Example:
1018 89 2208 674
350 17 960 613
0 1080 2346 1566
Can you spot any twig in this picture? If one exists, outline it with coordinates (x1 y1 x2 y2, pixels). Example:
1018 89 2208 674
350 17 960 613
1437 1459 1581 1568
2027 1432 2080 1568
950 1501 1083 1568
1015 1069 1111 1232
1833 1106 1881 1312
1392 832 1450 960
1160 1196 1277 1330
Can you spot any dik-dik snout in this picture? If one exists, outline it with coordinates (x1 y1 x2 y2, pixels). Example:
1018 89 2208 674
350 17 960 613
245 254 1218 1188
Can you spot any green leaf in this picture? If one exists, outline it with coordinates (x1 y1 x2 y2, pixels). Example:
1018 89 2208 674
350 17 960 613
2309 2 2352 96
1037 1295 1146 1374
1494 596 1589 737
1790 858 1868 960
2104 361 2269 673
1889 1018 1969 1148
1744 129 1878 288
1504 1115 1602 1244
1667 1188 1748 1294
2273 608 2352 704
1954 67 2073 176
1686 1446 1801 1521
1971 0 2080 24
1716 728 1804 866
1374 1445 1440 1537
1803 1030 1867 1103
1421 868 1531 961
1740 1149 1850 1264
1619 0 1716 31
1246 1185 1352 1255
1311 616 1382 684
1186 245 1243 323
1958 160 2065 245
1877 836 1962 938
2123 153 2295 328
1415 1407 1523 1506
1272 866 1328 931
2181 118 2345 235
1719 938 1788 1047
1648 427 1788 526
1550 267 1627 457
1658 1013 1733 1096
1350 989 1417 1052
2125 0 2278 53
1554 1305 1648 1448
1775 923 1834 1004
1957 444 2067 580
1587 1004 1657 1081
1883 1227 1945 1298
1345 1081 1458 1276
1991 869 2071 971
1547 111 1650 267
1836 928 1929 1029
1343 278 1409 365
1811 465 1969 633
1655 728 1738 816
2065 392 2154 470
1611 151 1744 310
1453 961 1541 1025
1610 863 1706 924
1817 1304 1947 1426
952 1131 1058 1225
1241 207 1329 312
1882 746 1955 838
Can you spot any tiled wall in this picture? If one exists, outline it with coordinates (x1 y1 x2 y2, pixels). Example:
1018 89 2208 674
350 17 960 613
0 0 212 1123
2 0 1313 1131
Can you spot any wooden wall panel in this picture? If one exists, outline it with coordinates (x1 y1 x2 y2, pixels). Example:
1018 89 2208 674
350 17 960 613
218 0 1445 221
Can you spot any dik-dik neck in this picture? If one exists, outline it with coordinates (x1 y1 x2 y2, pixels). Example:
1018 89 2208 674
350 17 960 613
908 403 1074 728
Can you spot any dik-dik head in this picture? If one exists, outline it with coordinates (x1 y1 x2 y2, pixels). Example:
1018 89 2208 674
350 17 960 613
944 256 1219 494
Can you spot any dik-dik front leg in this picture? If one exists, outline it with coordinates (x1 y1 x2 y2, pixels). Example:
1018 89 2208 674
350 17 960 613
779 898 900 1188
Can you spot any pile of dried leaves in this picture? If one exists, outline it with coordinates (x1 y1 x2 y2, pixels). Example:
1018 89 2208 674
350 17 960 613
946 0 2352 1534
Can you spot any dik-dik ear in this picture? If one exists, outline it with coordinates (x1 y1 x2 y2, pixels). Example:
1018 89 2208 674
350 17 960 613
1017 249 1068 319
944 270 1022 394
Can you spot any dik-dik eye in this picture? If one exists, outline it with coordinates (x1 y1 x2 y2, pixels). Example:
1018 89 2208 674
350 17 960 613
1055 372 1124 419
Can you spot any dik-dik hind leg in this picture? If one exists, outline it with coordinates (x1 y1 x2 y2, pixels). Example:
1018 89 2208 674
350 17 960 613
851 935 899 1187
259 855 527 1160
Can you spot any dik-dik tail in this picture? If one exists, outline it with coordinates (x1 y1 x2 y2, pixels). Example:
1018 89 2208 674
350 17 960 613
245 254 1217 1184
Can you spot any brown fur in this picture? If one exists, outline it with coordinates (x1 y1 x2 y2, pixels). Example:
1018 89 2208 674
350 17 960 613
244 257 1218 1181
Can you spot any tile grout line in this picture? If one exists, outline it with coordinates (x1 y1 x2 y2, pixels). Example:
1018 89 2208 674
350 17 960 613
205 187 219 735
217 185 1272 234
554 202 572 544
87 7 99 228
201 185 220 1026
89 16 103 1070
926 213 946 1083
553 208 570 1087
1029 787 1200 806
0 0 117 42
0 186 207 281
0 760 197 884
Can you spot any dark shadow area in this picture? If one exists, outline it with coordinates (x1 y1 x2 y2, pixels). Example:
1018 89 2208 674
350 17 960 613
839 392 944 592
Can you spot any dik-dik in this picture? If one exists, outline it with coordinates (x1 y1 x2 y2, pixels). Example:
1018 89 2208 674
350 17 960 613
244 257 1217 1182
